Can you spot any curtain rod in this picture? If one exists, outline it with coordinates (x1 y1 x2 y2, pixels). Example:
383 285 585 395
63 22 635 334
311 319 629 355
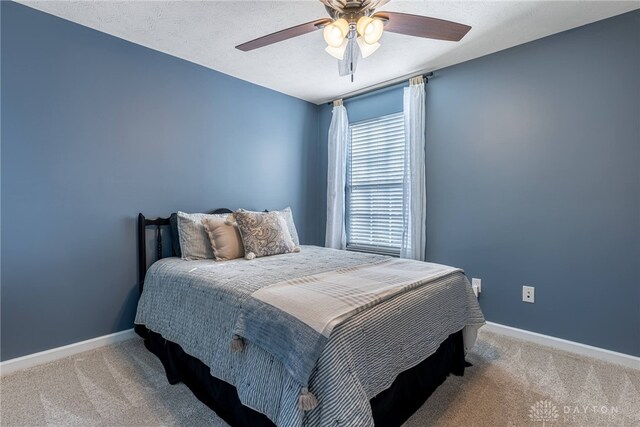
325 72 433 106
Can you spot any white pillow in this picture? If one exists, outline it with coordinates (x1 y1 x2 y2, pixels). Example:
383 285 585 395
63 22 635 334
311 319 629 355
177 211 229 260
272 207 300 246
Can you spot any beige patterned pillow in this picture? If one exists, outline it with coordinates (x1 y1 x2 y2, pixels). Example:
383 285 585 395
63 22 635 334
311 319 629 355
202 218 245 261
233 211 298 259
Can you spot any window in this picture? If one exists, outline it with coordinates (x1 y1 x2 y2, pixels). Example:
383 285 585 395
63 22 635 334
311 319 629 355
346 112 405 256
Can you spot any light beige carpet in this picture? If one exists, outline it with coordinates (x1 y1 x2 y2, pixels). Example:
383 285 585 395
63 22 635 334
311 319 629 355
1 330 639 426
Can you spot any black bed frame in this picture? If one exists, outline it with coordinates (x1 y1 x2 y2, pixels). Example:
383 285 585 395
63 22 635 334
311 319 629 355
135 210 468 427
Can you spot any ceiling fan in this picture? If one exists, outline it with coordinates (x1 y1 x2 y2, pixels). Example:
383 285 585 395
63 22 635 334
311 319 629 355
235 0 471 81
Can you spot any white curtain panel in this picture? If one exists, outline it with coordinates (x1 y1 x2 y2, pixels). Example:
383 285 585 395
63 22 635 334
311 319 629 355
325 102 349 249
401 78 427 261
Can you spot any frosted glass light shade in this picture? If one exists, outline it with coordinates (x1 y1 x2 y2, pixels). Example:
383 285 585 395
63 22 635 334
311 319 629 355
323 18 349 48
357 16 383 44
356 16 372 36
364 19 383 44
325 39 348 60
356 36 380 58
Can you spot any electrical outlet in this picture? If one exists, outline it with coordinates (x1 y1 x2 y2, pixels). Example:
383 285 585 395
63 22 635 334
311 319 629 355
472 278 481 293
522 286 535 303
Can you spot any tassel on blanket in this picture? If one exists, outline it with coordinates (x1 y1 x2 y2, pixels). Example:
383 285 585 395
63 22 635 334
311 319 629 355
298 387 318 411
231 334 245 352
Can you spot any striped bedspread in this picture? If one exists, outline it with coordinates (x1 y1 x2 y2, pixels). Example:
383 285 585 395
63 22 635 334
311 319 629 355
135 246 485 427
233 258 463 402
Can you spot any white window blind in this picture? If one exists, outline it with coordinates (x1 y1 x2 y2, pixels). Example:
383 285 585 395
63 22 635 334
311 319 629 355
347 112 405 256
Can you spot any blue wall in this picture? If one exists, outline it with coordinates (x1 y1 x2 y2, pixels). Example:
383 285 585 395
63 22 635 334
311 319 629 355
320 10 640 356
1 2 322 360
3 2 638 360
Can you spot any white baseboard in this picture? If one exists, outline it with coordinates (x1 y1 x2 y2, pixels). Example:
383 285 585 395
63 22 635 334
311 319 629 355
483 321 640 370
2 323 637 376
0 328 138 376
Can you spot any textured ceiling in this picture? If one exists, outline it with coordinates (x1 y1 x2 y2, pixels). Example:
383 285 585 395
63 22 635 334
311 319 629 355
18 1 640 104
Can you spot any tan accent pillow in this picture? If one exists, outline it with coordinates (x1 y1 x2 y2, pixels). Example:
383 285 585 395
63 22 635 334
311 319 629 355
233 210 298 259
202 217 245 261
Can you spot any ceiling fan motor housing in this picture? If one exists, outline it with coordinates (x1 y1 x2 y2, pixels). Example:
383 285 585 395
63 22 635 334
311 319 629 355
326 6 374 22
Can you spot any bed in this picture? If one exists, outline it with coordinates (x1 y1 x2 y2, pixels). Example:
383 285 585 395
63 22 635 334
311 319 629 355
134 211 485 427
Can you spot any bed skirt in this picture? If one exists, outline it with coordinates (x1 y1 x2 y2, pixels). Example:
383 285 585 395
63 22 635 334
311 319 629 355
135 325 466 427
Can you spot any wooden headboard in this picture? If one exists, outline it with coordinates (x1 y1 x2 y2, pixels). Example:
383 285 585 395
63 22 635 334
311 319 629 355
137 209 233 294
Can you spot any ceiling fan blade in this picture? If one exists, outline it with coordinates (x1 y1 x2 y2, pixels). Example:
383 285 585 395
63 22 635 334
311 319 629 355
236 18 332 52
373 12 471 42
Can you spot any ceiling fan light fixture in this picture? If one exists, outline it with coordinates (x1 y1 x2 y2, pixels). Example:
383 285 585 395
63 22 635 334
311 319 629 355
325 39 348 60
356 36 380 58
323 18 349 48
